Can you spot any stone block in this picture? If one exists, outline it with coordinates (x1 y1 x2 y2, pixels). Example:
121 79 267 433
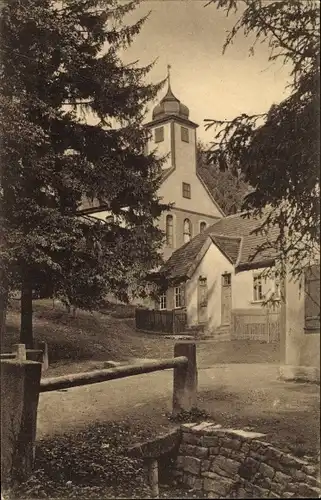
291 469 307 482
203 435 219 447
211 456 241 476
182 432 202 446
203 473 235 496
229 430 266 440
209 446 220 456
302 464 318 476
306 475 321 488
250 484 271 498
192 422 217 433
236 487 248 498
281 453 305 469
201 459 211 473
219 447 232 457
184 473 196 488
268 492 281 499
222 437 242 451
241 442 250 455
263 446 284 461
194 446 209 459
274 470 291 485
180 444 196 456
194 478 203 491
229 450 246 461
297 483 320 498
259 462 275 479
238 457 260 480
269 481 285 496
181 423 198 430
183 456 201 475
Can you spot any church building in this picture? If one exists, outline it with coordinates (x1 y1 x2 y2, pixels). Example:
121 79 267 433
144 71 224 261
79 70 225 262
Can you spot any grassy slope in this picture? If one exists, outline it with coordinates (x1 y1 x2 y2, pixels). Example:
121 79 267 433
3 299 280 376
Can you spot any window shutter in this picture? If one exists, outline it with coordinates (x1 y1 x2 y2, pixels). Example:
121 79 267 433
305 264 320 331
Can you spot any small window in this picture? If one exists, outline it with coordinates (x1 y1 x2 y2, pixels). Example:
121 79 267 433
159 293 167 310
181 126 189 143
199 277 208 306
174 286 184 308
253 274 263 301
182 182 191 199
155 126 164 143
200 221 207 233
222 273 231 287
183 218 192 243
165 214 174 247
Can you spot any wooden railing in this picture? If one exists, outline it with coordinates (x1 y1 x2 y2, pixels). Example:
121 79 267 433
135 307 187 334
1 342 197 488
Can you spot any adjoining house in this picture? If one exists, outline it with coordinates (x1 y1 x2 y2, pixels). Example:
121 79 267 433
137 211 320 381
146 211 281 341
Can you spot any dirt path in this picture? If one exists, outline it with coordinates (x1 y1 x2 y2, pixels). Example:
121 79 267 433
37 363 319 458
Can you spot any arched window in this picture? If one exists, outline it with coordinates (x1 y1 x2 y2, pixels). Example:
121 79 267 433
165 215 174 247
200 221 207 233
183 219 192 243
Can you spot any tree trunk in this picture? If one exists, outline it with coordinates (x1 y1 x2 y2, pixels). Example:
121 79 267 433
0 280 9 348
20 271 33 348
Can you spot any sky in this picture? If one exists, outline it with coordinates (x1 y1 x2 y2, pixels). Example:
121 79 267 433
116 0 292 144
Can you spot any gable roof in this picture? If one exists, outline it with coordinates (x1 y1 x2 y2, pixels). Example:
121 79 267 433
160 211 279 282
210 234 242 264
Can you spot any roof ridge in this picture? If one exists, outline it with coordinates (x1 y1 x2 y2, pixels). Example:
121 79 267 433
211 233 242 241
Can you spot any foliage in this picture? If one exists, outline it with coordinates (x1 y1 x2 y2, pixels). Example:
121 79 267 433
0 0 168 344
7 421 150 499
167 407 212 423
196 141 251 215
205 0 320 282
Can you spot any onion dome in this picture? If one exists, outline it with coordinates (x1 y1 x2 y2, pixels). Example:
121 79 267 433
152 66 189 120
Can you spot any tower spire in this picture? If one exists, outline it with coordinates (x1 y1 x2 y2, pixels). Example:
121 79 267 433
167 64 171 89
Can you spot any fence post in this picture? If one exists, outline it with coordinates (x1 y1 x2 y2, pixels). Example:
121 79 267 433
172 342 197 415
266 306 270 344
12 344 26 361
172 310 176 334
1 359 41 487
34 340 49 372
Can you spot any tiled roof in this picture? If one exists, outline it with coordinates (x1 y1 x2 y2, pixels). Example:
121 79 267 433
160 212 279 281
210 235 242 264
161 225 214 281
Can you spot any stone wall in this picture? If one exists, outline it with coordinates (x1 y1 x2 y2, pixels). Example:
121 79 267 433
173 422 320 499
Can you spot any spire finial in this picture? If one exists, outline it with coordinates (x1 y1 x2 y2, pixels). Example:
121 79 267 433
167 64 171 88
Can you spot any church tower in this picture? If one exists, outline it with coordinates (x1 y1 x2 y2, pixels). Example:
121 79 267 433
145 67 224 261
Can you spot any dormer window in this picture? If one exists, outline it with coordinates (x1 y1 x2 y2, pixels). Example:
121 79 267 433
181 126 189 143
154 126 164 143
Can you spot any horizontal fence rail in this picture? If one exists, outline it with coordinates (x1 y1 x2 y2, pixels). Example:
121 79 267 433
40 356 188 393
2 342 197 488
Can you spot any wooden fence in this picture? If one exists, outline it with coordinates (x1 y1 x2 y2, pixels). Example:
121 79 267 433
0 341 49 371
231 307 280 343
1 342 197 491
135 308 187 334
